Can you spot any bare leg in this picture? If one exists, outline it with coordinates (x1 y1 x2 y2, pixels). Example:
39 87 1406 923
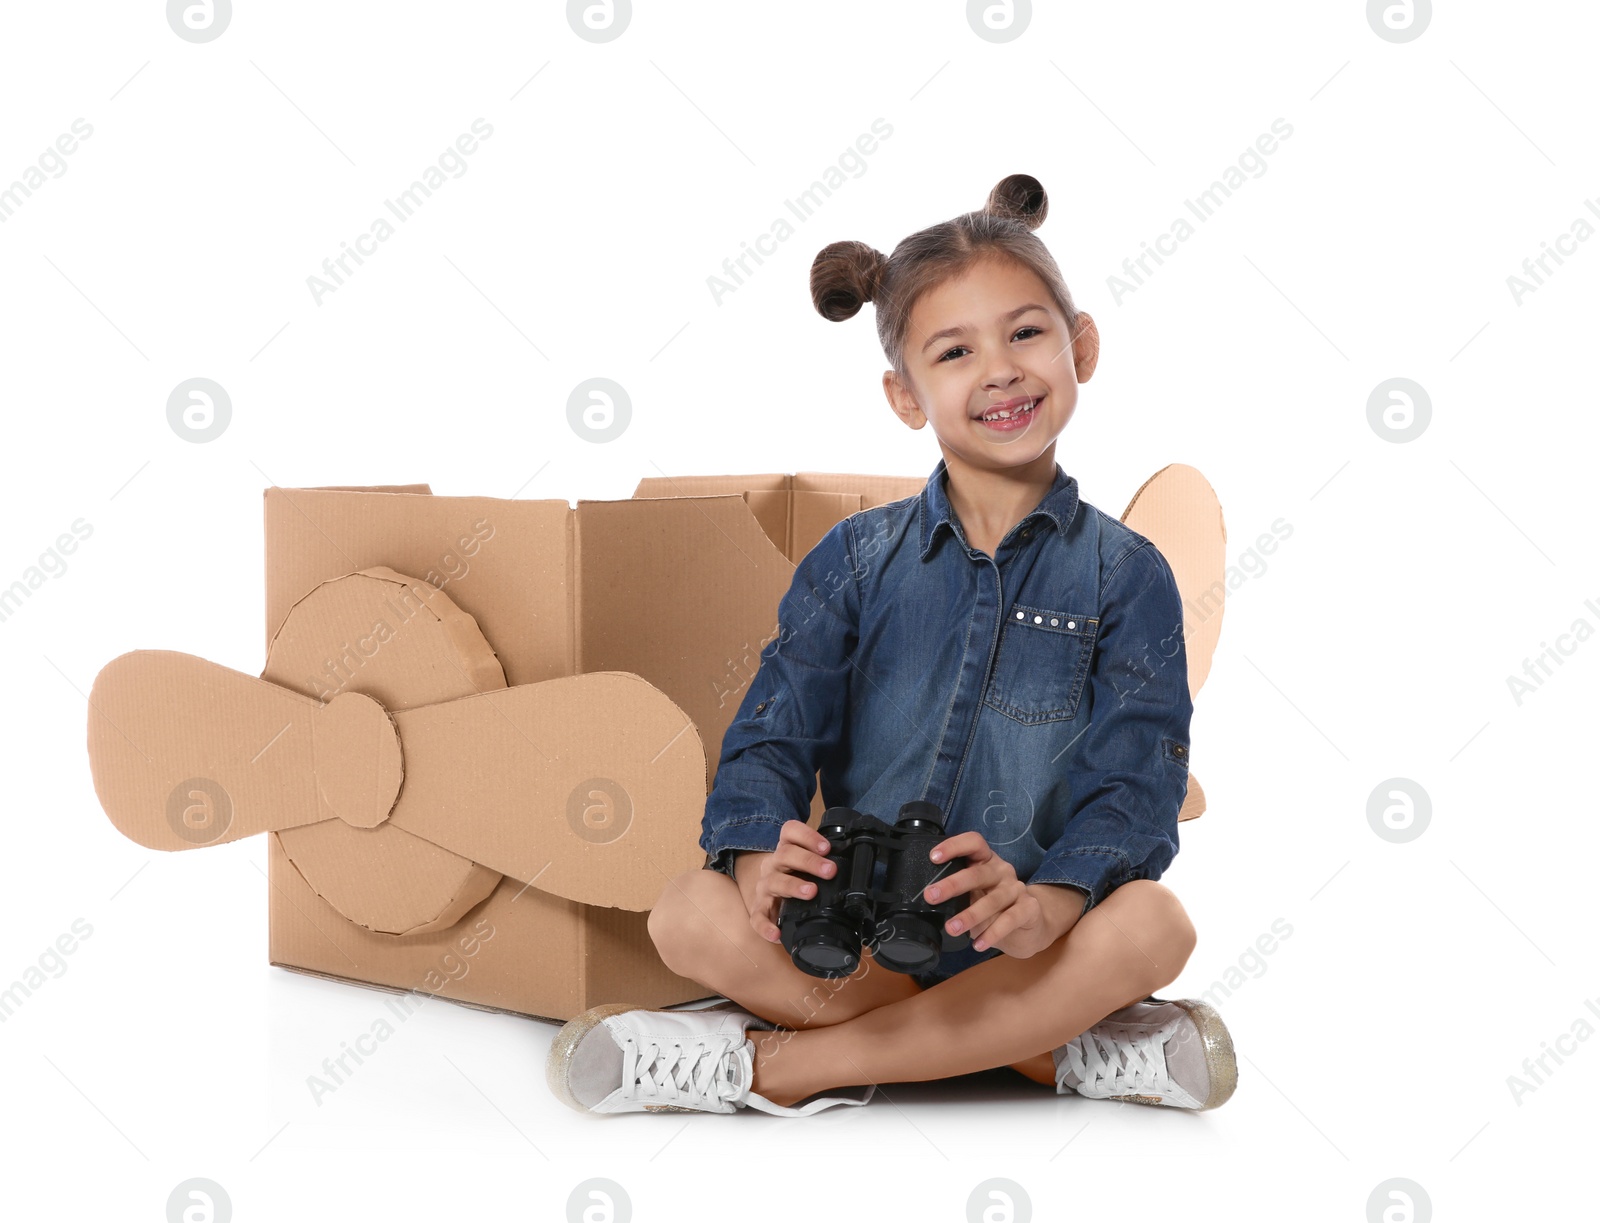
649 869 1189 1099
1007 980 1152 1087
743 879 1196 1107
648 866 925 1030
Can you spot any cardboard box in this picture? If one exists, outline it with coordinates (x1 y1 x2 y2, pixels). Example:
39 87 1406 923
84 466 1224 1024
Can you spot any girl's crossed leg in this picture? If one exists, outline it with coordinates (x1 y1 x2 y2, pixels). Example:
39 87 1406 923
648 866 1196 1108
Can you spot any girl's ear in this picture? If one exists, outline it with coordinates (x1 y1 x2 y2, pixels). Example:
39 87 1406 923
1071 313 1100 383
882 369 928 429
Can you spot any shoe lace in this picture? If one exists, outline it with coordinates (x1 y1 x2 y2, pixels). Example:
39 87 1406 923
620 1034 748 1106
1066 1020 1171 1096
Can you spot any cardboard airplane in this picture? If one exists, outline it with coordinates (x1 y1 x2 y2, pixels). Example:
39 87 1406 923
84 466 1225 1024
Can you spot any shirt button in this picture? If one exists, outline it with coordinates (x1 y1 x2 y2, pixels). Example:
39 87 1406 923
1033 615 1043 624
1015 611 1025 620
1049 618 1059 626
1067 620 1076 629
1021 528 1031 537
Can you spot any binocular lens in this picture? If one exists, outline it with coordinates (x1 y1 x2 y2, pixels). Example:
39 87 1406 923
789 920 861 978
870 913 941 973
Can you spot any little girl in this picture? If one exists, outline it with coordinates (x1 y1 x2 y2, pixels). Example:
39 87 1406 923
547 173 1237 1117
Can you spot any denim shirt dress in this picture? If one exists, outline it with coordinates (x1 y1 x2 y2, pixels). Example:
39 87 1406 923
699 455 1194 981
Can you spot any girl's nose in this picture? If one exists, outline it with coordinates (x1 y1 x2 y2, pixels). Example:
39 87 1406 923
982 364 1027 394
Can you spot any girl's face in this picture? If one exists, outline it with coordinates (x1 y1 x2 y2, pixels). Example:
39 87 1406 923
883 255 1098 473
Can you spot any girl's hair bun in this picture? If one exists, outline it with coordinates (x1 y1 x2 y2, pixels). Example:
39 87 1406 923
810 239 887 321
983 173 1048 230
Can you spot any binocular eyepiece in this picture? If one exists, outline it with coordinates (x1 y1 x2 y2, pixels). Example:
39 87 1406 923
777 801 972 979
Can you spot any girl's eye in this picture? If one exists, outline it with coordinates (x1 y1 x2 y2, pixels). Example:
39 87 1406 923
937 325 1045 362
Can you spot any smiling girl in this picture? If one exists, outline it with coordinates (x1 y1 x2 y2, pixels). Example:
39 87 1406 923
547 173 1237 1117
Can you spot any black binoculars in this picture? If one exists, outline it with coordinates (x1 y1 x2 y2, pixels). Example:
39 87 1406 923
777 801 972 979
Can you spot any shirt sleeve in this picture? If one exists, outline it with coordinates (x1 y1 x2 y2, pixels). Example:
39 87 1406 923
1026 541 1193 912
699 516 861 867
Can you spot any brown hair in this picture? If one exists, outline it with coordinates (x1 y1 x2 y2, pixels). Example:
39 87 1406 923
809 173 1085 385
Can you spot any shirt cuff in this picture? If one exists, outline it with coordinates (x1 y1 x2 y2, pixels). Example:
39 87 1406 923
1031 880 1091 925
698 815 788 875
1028 847 1132 913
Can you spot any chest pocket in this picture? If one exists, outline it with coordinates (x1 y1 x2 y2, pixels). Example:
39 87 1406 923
983 603 1100 725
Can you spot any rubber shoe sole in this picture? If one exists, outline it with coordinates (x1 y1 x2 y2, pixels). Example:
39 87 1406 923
545 1001 646 1113
546 999 761 1113
1107 996 1237 1112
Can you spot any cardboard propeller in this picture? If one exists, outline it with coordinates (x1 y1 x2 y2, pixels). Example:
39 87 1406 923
86 566 707 936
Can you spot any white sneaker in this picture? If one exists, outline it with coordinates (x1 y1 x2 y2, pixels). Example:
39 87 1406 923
1053 996 1237 1111
545 1001 877 1116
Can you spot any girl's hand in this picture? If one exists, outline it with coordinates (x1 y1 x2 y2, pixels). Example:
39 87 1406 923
923 831 1057 960
737 818 838 944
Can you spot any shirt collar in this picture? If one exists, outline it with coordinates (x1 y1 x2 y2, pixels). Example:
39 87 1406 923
917 455 1080 562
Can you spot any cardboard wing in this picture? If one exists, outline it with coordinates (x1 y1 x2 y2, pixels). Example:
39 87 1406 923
1118 463 1227 822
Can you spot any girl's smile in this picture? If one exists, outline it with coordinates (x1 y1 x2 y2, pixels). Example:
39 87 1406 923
974 392 1044 432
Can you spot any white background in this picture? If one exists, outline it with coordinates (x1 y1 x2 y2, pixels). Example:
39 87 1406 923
2 1 1594 1219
